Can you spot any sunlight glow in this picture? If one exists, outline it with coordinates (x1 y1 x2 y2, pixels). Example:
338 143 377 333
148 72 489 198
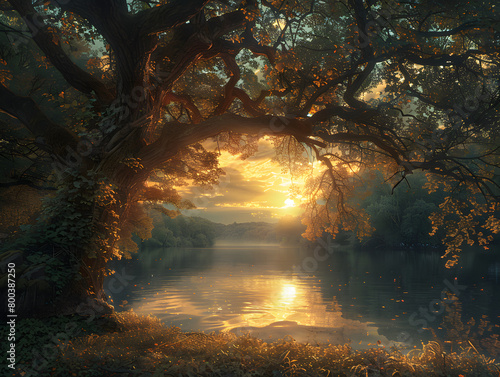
281 284 297 303
176 138 328 221
129 260 395 346
273 19 287 30
348 164 361 174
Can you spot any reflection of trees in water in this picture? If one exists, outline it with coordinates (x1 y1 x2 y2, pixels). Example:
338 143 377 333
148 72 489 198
137 247 215 271
106 247 215 312
109 247 215 274
434 293 500 358
311 248 499 345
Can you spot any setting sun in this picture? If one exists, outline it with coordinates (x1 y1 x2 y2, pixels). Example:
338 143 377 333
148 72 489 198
283 198 296 208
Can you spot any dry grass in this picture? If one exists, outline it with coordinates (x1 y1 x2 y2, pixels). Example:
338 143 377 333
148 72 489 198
12 310 500 377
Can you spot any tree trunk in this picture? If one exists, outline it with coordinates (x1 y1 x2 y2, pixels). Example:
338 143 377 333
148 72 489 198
14 156 147 317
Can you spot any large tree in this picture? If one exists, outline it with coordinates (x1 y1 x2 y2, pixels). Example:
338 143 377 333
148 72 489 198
1 0 499 313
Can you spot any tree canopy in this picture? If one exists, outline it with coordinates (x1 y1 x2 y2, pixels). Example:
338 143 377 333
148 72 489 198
1 0 499 309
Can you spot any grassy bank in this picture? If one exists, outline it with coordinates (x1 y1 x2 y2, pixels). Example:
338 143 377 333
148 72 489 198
3 311 499 377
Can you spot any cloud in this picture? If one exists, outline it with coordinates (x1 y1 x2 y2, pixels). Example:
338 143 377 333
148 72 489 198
178 138 306 223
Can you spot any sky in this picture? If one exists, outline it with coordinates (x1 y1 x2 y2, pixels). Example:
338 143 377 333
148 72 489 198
177 137 314 224
173 81 386 225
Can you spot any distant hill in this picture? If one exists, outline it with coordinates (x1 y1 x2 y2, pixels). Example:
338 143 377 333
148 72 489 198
213 221 277 243
214 215 311 246
136 212 308 249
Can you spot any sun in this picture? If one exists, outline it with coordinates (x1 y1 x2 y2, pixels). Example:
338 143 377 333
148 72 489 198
283 198 296 208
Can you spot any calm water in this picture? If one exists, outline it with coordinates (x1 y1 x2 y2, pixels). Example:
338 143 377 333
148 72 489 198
107 243 500 348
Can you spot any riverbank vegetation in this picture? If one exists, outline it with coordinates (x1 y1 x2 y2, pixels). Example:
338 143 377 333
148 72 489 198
3 310 499 377
137 170 499 252
138 212 217 249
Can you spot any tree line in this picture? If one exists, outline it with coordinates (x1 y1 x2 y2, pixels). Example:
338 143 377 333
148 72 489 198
138 170 500 251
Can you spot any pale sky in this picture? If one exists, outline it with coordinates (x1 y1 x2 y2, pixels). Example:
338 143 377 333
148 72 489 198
178 138 312 224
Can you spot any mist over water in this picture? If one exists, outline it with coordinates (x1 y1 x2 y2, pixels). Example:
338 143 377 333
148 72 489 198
107 244 500 349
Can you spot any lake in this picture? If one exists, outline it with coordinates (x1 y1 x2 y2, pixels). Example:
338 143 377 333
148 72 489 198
107 242 500 349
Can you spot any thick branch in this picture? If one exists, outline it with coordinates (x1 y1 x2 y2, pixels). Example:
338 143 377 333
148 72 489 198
54 0 158 95
405 51 474 67
240 24 276 64
213 54 241 116
8 0 114 104
0 82 78 155
163 92 202 124
153 10 248 90
415 20 483 38
344 60 376 109
320 132 403 164
138 114 321 167
232 88 265 117
310 105 380 124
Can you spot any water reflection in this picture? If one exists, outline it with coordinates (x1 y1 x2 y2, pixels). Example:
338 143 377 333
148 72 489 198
108 244 499 349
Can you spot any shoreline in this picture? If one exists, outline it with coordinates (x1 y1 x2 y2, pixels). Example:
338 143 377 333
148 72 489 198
2 311 499 377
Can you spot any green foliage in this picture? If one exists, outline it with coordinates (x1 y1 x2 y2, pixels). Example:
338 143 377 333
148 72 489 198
401 199 439 245
355 172 446 248
13 171 98 250
141 213 217 249
343 170 500 255
1 171 123 303
10 170 122 261
365 195 401 245
25 252 75 293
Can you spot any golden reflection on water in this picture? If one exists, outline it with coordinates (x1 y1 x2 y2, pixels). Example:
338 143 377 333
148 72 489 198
131 271 393 347
222 278 341 327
